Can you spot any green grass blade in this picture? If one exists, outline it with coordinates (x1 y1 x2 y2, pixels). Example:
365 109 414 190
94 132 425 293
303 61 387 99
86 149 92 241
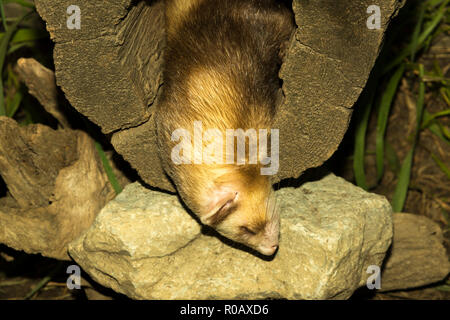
422 75 450 83
0 1 8 31
7 41 32 54
431 154 450 179
436 285 450 292
392 149 414 212
94 142 122 195
423 108 450 144
0 28 48 43
24 275 52 300
441 124 450 139
6 89 22 117
353 104 371 190
427 121 450 145
440 88 450 106
0 28 48 53
0 13 29 116
352 1 402 189
421 109 450 128
382 0 449 74
24 261 64 300
391 65 425 212
375 64 405 182
353 81 377 190
415 65 426 128
410 3 426 62
427 0 447 7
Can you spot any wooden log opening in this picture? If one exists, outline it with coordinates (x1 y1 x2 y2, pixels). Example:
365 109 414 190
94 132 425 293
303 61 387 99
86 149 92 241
34 0 405 191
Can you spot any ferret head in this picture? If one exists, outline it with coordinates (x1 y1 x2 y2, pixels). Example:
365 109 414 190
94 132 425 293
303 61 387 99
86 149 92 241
179 165 280 256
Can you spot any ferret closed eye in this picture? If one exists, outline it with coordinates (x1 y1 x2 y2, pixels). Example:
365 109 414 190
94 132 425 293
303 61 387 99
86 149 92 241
155 0 294 256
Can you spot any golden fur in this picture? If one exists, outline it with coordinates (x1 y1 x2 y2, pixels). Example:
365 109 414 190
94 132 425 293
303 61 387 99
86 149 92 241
156 0 294 255
165 0 205 38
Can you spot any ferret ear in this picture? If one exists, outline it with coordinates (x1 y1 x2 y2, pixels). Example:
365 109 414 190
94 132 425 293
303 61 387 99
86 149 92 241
201 187 239 226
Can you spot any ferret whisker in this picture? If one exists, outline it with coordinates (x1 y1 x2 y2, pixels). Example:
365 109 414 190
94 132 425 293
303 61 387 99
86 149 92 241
264 190 270 220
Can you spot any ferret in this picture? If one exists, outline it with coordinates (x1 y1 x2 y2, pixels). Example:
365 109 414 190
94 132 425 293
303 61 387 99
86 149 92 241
155 0 294 256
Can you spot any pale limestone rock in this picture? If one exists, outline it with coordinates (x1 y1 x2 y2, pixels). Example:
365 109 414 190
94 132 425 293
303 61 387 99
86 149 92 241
69 174 393 299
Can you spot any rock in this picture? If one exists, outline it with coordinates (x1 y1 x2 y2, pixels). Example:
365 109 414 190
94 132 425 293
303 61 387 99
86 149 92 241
69 173 393 299
379 213 450 292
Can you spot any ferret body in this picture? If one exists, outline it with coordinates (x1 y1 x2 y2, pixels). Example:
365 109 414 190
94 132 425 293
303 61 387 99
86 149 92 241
156 0 294 255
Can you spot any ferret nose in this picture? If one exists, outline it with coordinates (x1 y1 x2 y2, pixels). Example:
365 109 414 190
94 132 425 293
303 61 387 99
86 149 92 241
259 244 278 256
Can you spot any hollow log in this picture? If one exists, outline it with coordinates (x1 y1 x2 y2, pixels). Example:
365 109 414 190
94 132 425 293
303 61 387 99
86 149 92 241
34 0 405 191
